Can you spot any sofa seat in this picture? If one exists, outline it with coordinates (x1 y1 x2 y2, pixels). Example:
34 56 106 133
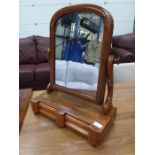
19 65 36 82
35 63 50 82
19 35 50 90
111 47 134 63
111 33 135 63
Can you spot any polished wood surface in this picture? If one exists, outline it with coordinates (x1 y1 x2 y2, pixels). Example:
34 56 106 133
19 89 32 132
20 83 134 154
31 85 116 146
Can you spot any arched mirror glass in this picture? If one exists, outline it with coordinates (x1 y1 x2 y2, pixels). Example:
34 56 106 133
54 12 103 97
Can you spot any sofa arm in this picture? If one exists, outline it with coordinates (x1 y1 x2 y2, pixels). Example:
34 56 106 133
112 33 135 51
111 47 134 63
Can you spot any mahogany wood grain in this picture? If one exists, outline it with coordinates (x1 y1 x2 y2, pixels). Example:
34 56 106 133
20 83 135 154
32 78 117 146
19 89 32 132
102 55 114 114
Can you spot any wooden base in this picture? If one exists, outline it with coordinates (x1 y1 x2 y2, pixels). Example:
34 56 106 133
31 90 116 146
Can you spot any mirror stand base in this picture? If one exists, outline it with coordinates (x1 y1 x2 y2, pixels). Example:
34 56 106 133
31 90 117 146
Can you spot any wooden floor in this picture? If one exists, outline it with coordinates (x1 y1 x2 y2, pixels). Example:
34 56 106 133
19 83 135 155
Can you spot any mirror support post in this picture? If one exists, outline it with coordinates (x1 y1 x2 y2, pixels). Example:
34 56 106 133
46 83 53 93
102 55 114 115
45 48 56 94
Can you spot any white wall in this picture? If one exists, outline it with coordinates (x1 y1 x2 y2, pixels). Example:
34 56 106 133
19 0 135 38
114 63 135 83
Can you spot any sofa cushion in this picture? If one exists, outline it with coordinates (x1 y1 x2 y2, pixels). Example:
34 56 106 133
19 65 36 82
112 33 135 53
111 47 134 63
35 36 49 63
19 36 37 64
35 63 50 82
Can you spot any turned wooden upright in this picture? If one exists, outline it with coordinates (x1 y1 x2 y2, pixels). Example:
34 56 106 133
31 4 117 146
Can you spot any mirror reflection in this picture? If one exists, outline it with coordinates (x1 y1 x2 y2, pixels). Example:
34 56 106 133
54 12 103 96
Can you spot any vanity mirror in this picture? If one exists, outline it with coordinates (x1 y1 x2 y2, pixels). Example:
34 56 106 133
31 4 117 146
55 12 102 98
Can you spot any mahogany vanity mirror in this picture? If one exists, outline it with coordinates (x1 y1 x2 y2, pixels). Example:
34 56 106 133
31 4 117 146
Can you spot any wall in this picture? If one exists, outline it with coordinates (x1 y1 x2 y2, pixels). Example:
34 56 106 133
19 0 135 38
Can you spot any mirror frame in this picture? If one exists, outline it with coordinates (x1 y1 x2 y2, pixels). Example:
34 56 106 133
47 4 114 105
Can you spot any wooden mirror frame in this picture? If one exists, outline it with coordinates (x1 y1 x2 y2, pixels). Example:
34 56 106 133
47 4 114 114
31 4 117 146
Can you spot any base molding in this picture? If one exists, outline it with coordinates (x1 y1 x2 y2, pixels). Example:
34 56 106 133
31 91 116 146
